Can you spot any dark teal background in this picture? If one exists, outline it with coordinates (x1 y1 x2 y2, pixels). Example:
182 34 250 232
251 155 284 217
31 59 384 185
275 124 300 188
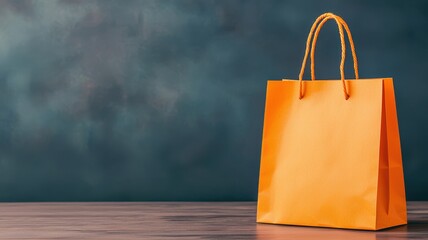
0 0 427 201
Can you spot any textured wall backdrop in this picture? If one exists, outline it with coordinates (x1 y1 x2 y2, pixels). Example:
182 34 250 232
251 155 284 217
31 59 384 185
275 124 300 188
0 0 427 201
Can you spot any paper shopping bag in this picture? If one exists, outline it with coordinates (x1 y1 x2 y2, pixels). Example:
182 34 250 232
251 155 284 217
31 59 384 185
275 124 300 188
257 13 407 230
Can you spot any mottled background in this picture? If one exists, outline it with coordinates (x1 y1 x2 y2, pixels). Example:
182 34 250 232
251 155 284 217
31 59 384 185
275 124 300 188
0 0 426 201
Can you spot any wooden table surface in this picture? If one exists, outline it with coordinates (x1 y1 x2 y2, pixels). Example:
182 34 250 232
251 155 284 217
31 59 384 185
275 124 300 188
0 202 426 239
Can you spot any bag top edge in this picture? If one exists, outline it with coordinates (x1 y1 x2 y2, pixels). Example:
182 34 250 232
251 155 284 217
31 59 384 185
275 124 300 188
268 77 393 82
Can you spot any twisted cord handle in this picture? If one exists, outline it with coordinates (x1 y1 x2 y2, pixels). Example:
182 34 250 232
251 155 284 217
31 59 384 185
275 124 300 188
298 13 359 100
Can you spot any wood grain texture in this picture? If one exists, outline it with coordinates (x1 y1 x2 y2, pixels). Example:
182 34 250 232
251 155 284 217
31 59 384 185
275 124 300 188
0 202 426 239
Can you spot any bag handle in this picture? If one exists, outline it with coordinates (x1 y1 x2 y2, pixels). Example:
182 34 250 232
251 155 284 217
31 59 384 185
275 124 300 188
298 13 359 100
310 14 359 82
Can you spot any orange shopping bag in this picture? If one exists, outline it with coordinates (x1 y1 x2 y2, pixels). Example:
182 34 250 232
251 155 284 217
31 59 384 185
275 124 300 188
257 13 407 230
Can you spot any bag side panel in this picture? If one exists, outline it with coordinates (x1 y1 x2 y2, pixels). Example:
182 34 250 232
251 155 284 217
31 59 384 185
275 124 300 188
375 79 407 229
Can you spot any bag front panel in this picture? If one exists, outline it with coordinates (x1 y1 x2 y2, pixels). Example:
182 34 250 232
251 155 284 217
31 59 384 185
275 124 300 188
257 79 384 230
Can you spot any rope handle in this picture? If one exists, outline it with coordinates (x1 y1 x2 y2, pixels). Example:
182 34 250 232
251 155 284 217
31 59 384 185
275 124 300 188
298 13 359 100
310 14 359 81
